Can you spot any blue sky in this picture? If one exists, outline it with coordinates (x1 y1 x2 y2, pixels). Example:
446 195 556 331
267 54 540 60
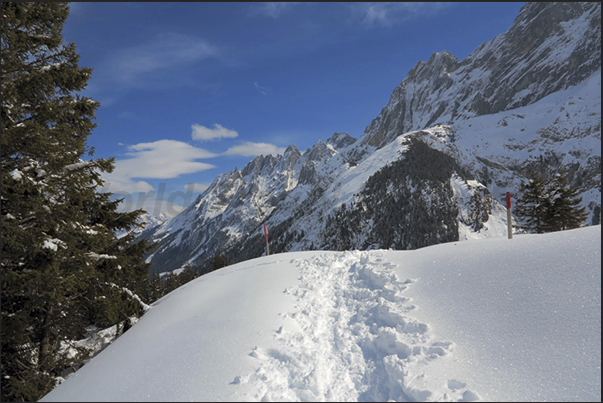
62 2 524 217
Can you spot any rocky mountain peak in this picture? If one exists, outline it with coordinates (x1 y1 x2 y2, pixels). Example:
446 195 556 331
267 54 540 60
283 144 301 157
304 140 336 162
281 144 302 171
326 132 357 150
406 51 460 83
509 3 595 47
240 153 276 178
361 2 601 150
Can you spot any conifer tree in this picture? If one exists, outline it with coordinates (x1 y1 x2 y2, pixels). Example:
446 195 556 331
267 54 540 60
211 253 230 271
513 172 551 233
514 171 588 233
545 173 588 232
1 3 153 401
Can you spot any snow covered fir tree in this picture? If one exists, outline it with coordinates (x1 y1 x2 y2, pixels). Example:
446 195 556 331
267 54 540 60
1 3 153 401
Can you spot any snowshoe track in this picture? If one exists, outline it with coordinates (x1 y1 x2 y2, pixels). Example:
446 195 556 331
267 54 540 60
235 251 478 401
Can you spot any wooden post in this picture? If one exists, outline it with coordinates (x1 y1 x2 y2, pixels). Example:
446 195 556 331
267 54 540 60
264 222 270 256
506 191 513 239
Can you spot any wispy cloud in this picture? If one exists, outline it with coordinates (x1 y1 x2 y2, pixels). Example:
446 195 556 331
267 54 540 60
105 32 219 87
102 140 217 193
102 177 155 195
249 2 300 18
191 123 239 142
224 141 286 157
353 2 452 27
254 82 268 95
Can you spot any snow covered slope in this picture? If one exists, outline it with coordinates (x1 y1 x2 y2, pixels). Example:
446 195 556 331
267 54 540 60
41 226 601 402
140 2 600 275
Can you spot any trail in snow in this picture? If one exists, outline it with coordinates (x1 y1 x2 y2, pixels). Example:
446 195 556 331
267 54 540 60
233 251 480 402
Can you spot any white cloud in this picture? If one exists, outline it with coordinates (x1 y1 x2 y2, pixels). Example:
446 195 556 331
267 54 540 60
191 123 239 142
101 177 155 195
223 141 286 157
101 140 217 194
354 2 451 27
107 33 218 85
114 194 188 219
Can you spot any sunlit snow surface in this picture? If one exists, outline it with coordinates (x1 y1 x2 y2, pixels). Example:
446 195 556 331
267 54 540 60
42 226 601 402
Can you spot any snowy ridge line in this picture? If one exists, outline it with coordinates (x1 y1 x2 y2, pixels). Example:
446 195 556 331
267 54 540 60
233 251 480 402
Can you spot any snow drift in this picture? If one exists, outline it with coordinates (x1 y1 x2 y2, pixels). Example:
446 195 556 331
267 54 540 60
42 226 601 402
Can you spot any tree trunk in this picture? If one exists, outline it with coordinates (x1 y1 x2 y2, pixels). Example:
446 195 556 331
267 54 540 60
38 305 58 373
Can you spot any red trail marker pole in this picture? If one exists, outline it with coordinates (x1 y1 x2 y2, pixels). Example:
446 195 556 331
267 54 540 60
264 222 270 256
506 191 513 239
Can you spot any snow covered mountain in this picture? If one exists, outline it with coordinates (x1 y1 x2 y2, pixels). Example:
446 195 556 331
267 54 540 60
116 212 169 239
361 2 601 149
141 2 601 275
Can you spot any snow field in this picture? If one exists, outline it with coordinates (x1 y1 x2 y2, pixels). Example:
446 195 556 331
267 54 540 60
41 226 601 402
